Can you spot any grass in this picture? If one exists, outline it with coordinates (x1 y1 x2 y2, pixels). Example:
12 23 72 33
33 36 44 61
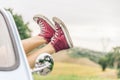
33 62 117 80
33 74 112 80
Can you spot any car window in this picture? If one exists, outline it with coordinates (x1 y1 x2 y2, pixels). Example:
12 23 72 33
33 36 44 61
0 13 16 68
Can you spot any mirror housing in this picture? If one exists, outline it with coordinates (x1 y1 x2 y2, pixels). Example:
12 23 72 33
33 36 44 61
32 53 54 76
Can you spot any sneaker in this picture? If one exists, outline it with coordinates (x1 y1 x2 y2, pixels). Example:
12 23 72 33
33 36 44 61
51 17 73 52
33 15 56 43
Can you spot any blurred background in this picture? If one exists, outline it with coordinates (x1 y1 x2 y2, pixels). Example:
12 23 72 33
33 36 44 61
1 0 120 80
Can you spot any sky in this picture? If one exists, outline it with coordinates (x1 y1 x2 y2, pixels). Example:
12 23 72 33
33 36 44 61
0 0 120 52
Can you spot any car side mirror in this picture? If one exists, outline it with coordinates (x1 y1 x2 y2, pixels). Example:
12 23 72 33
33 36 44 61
31 53 54 76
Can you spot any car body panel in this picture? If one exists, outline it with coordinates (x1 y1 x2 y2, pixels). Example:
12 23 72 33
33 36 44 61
0 8 33 80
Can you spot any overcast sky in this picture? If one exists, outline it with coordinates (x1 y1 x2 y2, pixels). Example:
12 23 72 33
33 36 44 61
0 0 120 52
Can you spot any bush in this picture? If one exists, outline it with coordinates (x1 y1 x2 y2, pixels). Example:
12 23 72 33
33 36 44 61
6 8 31 40
98 57 108 71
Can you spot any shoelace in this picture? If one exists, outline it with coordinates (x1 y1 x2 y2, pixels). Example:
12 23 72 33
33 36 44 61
38 19 46 34
51 27 62 43
51 29 59 43
51 22 62 43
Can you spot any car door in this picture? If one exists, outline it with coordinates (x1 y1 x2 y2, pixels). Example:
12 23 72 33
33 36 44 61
0 8 33 80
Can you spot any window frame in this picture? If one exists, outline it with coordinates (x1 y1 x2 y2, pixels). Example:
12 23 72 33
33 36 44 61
0 10 20 71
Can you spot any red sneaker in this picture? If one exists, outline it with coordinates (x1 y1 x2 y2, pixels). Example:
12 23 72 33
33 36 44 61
51 17 73 52
33 15 56 43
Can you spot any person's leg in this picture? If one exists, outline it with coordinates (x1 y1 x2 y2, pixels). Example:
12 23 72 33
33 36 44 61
27 43 55 68
22 15 55 54
22 36 47 53
27 17 73 68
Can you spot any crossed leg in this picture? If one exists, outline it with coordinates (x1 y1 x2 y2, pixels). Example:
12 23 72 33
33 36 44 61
22 15 73 68
22 36 47 54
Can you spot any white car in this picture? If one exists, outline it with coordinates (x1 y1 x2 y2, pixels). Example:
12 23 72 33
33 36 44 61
0 8 54 80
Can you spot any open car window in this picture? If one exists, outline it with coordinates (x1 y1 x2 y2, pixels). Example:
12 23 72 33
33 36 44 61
0 11 19 71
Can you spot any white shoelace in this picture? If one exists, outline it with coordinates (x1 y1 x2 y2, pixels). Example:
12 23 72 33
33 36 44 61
38 20 46 34
51 29 59 43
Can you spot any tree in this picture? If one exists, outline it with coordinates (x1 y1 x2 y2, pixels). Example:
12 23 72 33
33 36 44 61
112 47 120 69
6 8 31 40
98 56 108 71
105 52 114 68
112 47 120 78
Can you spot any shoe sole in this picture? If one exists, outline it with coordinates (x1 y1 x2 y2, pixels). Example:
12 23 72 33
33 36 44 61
52 17 73 48
33 14 56 31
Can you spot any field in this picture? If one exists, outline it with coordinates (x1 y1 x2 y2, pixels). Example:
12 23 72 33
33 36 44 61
33 62 117 80
33 75 112 80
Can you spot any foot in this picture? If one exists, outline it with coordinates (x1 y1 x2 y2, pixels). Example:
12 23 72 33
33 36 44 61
51 17 73 52
33 15 56 43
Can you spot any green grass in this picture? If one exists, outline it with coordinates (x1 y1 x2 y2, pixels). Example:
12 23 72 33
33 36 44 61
33 74 112 80
32 62 117 80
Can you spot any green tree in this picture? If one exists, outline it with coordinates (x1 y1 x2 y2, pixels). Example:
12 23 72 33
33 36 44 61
105 52 114 68
98 57 108 71
112 47 120 69
6 8 31 40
